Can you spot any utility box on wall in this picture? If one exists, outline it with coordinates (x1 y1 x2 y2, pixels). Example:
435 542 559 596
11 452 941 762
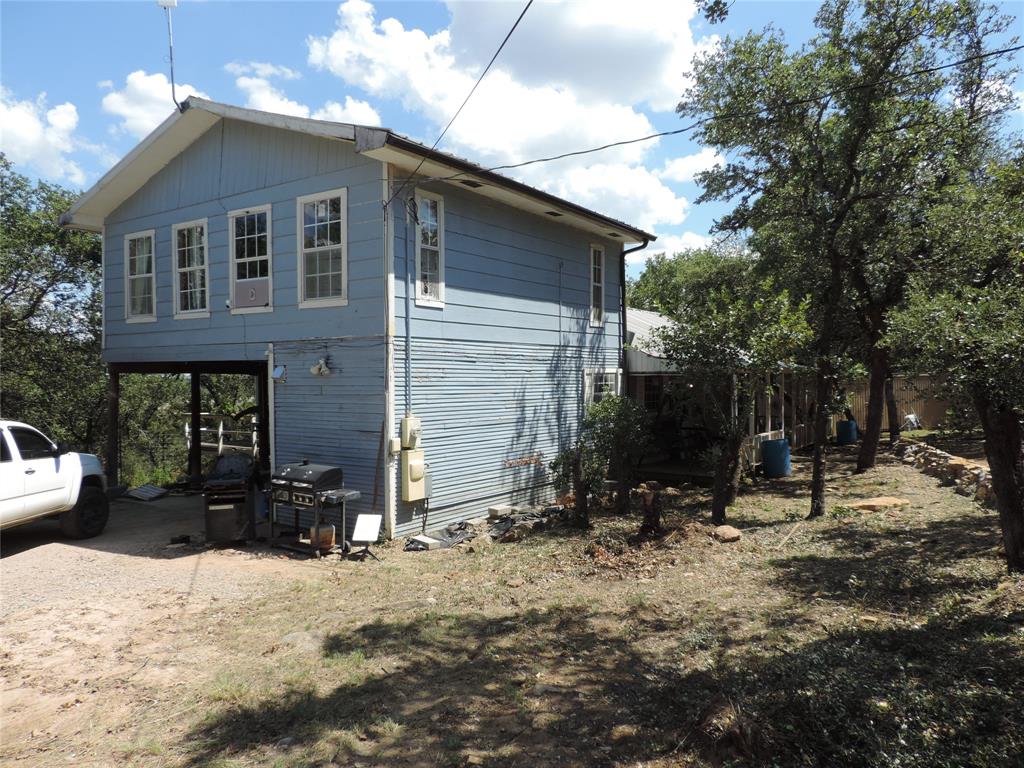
400 416 422 449
402 449 426 501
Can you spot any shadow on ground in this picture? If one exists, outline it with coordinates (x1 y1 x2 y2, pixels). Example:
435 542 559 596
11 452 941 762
181 587 1023 767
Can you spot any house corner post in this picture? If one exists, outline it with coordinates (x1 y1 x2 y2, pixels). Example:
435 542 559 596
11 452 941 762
106 365 120 488
189 367 202 488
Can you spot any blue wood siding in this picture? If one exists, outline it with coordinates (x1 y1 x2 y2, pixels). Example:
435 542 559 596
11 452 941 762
102 119 386 362
271 339 384 539
391 184 623 535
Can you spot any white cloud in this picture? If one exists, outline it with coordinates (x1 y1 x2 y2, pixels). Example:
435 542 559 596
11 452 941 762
444 0 712 113
224 61 302 80
640 231 711 262
306 0 694 232
232 74 381 126
658 147 723 183
0 88 87 185
311 97 381 125
234 76 311 117
101 70 208 139
540 162 688 234
97 79 113 90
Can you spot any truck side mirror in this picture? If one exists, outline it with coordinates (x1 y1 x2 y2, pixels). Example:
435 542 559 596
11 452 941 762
55 442 71 456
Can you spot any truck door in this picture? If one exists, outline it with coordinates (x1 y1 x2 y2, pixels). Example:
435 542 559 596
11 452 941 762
8 426 68 519
0 429 25 526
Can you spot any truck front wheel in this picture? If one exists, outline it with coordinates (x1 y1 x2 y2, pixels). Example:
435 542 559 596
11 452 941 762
60 486 110 539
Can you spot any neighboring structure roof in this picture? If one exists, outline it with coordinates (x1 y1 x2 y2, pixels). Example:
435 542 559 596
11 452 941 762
626 307 676 375
61 97 656 244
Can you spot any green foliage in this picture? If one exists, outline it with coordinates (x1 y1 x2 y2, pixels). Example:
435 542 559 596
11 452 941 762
0 154 106 449
626 245 747 316
551 395 653 520
887 151 1024 416
583 394 652 487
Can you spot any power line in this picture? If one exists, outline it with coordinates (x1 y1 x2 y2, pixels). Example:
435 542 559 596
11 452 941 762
401 41 1023 185
385 0 534 210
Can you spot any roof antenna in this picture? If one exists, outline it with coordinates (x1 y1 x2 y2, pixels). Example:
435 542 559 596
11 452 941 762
158 0 185 113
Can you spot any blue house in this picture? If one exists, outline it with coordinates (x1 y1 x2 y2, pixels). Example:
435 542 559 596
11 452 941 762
62 98 653 538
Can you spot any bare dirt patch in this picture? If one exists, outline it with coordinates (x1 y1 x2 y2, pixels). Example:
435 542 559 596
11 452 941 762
2 449 1021 767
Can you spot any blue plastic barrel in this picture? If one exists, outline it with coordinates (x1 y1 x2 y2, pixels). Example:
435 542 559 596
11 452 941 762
762 438 792 478
837 420 858 445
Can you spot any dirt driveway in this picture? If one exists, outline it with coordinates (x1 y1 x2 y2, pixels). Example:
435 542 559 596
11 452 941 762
0 496 308 765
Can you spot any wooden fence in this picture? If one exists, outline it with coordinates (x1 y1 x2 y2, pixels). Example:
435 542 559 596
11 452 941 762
841 375 949 431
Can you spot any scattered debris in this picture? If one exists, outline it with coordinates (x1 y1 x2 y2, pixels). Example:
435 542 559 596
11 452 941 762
125 484 169 501
404 521 476 552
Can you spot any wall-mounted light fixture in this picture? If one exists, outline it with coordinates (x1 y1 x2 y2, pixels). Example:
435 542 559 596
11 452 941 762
271 365 287 382
309 358 331 377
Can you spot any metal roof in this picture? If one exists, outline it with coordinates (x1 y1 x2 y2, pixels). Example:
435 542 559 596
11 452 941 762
61 97 656 243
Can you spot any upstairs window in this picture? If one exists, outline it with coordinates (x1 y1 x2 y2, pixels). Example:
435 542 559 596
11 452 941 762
173 219 209 317
415 191 444 306
590 244 605 326
229 205 272 312
297 188 347 307
125 230 155 321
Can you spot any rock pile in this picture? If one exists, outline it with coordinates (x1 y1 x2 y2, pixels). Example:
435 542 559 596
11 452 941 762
896 441 994 506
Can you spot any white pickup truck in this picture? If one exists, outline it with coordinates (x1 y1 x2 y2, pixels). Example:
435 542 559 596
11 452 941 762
0 420 109 539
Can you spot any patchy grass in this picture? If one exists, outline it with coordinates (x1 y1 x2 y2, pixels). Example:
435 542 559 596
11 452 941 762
4 446 1022 767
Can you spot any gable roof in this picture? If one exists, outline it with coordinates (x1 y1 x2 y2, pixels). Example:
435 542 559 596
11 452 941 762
61 97 655 244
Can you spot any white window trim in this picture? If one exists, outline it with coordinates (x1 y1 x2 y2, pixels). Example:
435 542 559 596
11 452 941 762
295 187 349 309
414 189 445 308
172 218 211 319
583 367 622 405
589 243 606 328
228 204 274 315
124 229 157 324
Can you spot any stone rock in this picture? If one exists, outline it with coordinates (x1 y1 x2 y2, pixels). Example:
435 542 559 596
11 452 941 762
847 497 911 512
500 526 528 543
275 736 296 749
488 505 513 520
713 525 742 543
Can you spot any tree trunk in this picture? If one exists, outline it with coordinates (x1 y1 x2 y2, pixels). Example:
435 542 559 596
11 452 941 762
975 395 1024 573
885 372 900 445
640 488 663 536
808 366 831 518
571 447 589 529
856 345 888 472
711 434 743 525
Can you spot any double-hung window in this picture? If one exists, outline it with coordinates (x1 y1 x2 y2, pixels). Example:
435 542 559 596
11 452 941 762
415 190 444 306
584 368 621 405
125 230 156 322
590 244 605 326
297 188 347 307
172 219 209 318
229 205 272 312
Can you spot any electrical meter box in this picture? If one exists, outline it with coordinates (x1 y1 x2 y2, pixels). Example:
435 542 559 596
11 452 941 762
402 449 426 501
400 416 422 449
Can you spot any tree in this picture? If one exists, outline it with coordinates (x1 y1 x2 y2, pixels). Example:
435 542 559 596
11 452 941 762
0 155 106 450
584 394 652 517
677 0 1017 516
657 251 811 524
887 151 1024 572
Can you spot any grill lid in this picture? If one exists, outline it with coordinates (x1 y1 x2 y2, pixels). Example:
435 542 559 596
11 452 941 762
272 459 343 489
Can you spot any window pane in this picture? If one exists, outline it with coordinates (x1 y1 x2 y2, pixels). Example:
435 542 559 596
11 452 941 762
258 260 268 278
235 216 245 239
328 221 341 245
329 196 341 219
305 252 318 276
10 427 54 460
305 276 318 300
330 273 341 295
304 202 316 228
329 248 342 273
304 224 316 250
256 235 267 257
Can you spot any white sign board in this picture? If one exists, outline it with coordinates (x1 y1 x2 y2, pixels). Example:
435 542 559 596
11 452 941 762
352 514 382 544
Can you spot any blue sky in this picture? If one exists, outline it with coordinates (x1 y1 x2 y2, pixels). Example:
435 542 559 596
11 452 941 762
2 0 1022 277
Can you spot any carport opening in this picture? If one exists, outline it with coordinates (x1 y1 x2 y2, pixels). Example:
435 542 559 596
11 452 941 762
107 362 269 493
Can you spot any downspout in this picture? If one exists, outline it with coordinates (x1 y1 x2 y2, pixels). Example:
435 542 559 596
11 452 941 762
403 197 414 415
619 238 650 380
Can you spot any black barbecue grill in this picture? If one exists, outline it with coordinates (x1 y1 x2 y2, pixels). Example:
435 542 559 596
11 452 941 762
271 460 359 554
